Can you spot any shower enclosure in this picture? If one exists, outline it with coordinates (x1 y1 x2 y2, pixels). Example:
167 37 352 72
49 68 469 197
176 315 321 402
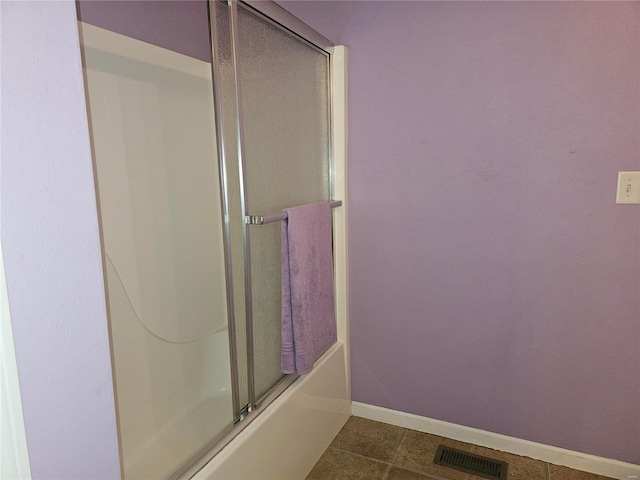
79 1 341 478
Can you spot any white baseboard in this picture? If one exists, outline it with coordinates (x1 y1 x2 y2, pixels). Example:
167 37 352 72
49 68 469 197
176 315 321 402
352 402 640 480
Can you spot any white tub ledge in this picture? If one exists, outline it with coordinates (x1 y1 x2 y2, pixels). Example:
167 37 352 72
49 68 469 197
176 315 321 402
193 342 350 480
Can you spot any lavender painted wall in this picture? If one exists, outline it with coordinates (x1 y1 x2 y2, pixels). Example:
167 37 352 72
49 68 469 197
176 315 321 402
77 0 211 62
281 1 640 464
3 0 636 474
1 1 120 478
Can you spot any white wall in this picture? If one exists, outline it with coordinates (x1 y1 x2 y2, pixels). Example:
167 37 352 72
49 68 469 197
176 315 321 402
0 1 121 478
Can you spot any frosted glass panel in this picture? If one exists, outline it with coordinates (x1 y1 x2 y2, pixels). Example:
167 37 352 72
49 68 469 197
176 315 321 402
238 8 330 212
81 23 233 479
213 2 249 413
236 6 331 399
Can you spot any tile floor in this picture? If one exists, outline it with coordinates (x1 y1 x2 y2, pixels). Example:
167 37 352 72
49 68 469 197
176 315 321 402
306 417 617 480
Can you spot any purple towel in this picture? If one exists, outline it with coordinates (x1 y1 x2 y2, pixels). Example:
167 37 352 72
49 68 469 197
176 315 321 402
281 202 336 375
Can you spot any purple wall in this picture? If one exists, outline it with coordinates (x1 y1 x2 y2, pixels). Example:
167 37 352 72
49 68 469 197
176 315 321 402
1 2 121 477
281 1 640 464
77 0 211 62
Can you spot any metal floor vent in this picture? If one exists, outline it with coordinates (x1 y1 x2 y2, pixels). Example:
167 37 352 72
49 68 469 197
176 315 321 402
434 445 508 480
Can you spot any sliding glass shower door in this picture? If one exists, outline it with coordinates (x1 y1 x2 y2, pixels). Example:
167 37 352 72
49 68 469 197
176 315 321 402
80 0 333 477
210 0 332 410
234 4 331 401
81 20 233 479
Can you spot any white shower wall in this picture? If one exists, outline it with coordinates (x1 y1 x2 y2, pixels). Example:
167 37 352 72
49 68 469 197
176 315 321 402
80 23 234 479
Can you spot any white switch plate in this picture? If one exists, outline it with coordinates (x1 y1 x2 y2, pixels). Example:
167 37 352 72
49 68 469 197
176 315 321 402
616 172 640 204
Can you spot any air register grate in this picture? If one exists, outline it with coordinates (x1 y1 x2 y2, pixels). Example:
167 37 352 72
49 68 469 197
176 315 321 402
434 445 508 480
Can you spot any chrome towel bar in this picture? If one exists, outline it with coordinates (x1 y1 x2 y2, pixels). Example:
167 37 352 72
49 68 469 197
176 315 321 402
245 200 342 225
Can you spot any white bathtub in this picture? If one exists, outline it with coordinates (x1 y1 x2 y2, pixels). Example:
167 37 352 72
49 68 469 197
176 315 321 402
191 342 350 480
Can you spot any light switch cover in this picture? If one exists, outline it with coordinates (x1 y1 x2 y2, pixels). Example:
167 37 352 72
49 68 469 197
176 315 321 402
616 172 640 204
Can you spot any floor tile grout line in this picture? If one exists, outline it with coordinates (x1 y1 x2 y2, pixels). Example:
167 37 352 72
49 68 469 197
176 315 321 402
390 429 409 465
325 445 392 468
382 428 409 480
382 428 476 480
